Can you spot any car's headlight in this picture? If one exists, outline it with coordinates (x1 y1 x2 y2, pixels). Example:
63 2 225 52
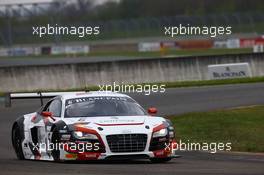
152 128 168 138
168 126 175 138
73 131 98 140
166 119 175 139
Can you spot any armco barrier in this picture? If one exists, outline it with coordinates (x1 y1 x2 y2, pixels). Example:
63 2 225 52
0 53 264 92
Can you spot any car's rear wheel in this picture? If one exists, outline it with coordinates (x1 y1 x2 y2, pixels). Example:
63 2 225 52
150 157 172 163
51 127 61 162
12 124 25 160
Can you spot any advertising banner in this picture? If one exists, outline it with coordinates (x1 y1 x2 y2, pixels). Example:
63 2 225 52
138 42 161 52
208 63 252 80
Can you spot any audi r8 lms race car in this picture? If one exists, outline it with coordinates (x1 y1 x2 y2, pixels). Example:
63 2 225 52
10 91 178 163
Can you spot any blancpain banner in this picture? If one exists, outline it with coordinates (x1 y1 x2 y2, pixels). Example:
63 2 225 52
208 63 252 80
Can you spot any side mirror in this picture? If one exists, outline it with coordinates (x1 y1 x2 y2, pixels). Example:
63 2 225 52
41 111 56 121
148 107 157 116
41 111 52 117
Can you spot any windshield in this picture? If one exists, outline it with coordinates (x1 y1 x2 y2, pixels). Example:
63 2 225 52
64 96 146 118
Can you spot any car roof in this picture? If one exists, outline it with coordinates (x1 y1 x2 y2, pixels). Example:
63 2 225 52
60 91 130 100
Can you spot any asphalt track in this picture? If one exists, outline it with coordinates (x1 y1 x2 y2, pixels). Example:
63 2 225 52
0 83 264 175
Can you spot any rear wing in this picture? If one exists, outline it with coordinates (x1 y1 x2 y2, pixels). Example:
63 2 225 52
4 91 86 107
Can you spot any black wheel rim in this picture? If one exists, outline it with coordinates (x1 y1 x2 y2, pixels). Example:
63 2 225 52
51 129 60 160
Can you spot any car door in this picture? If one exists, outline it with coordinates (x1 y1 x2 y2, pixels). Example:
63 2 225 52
29 98 62 158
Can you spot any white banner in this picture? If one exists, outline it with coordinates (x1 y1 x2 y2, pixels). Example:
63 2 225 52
0 48 8 57
138 42 160 52
208 63 252 80
51 45 90 55
20 47 40 56
226 39 240 49
51 46 66 55
214 40 227 48
65 45 90 54
253 45 264 53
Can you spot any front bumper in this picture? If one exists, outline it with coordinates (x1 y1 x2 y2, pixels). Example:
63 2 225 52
60 121 177 161
60 139 177 161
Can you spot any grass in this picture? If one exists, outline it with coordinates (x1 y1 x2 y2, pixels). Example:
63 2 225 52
136 77 264 90
162 76 264 88
0 48 252 59
88 48 252 57
169 105 264 152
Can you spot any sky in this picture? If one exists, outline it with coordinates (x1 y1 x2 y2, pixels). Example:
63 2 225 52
0 0 110 5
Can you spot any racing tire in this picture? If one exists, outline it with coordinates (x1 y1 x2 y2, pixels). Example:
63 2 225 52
150 157 172 163
12 124 25 160
51 127 61 162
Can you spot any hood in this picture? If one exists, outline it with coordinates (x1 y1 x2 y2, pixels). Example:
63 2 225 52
94 116 146 126
64 115 147 126
63 115 166 135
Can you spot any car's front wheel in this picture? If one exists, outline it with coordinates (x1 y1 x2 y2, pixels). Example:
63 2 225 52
12 124 25 160
150 157 172 163
51 127 61 162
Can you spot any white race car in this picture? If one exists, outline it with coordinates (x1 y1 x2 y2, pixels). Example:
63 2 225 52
10 91 178 163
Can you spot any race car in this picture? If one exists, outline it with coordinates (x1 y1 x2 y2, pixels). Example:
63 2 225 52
10 91 178 162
